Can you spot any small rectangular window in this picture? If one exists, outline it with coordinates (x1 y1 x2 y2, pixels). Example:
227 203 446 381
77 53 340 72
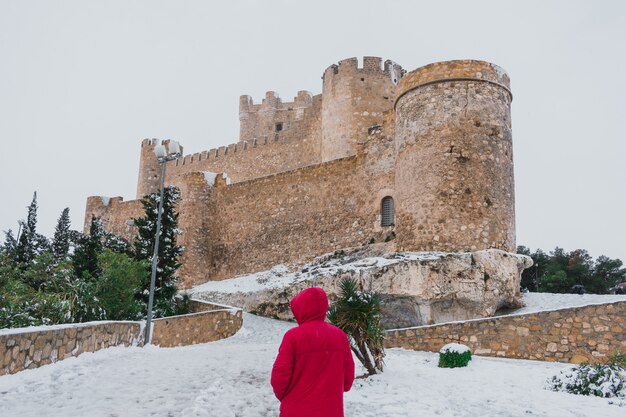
275 123 283 132
381 197 395 227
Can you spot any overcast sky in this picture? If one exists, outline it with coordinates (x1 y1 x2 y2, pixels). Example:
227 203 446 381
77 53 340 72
1 0 624 262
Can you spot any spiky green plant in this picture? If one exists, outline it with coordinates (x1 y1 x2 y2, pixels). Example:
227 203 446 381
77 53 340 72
328 277 385 376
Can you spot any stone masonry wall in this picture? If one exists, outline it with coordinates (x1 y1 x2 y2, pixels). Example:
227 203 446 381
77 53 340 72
0 300 243 375
0 322 142 375
394 60 515 253
239 90 317 143
84 196 144 243
320 57 403 162
151 300 243 347
133 93 323 198
385 301 626 364
202 133 398 282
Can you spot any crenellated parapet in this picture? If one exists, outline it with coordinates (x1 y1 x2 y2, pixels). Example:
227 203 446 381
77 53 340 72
136 138 184 199
322 56 405 84
320 56 405 162
84 195 144 242
238 90 316 142
395 60 512 107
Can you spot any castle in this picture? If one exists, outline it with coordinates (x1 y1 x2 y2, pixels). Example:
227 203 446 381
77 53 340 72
85 57 516 288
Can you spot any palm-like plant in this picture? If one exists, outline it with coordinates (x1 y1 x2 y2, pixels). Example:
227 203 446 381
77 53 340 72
327 277 385 376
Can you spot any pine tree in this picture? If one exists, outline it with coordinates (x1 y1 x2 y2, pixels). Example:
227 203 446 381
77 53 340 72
133 186 183 317
72 216 104 279
1 230 18 259
16 192 48 267
52 208 71 260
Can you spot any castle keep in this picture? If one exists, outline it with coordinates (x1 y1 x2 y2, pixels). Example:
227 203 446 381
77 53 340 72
85 57 516 288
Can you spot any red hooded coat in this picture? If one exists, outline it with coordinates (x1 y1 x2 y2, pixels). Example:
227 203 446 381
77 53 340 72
271 287 355 417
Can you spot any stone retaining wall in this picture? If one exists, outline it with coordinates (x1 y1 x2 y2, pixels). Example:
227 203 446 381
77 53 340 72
0 300 243 375
151 300 243 347
385 301 626 364
0 322 142 375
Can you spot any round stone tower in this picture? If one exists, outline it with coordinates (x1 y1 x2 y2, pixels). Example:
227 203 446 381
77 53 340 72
321 57 404 162
136 139 182 199
393 60 515 253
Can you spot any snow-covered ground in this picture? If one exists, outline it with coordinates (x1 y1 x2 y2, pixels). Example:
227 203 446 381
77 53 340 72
1 312 624 417
517 292 626 315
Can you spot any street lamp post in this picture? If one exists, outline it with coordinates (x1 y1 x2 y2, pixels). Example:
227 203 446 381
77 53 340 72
144 141 181 344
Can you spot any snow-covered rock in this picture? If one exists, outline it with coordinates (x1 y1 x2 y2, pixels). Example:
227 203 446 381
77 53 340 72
191 247 532 328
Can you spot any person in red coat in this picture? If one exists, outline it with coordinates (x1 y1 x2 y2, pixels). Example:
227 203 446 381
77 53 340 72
271 287 355 417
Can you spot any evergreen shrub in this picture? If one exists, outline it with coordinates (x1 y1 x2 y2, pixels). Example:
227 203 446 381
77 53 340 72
546 352 626 398
438 343 472 368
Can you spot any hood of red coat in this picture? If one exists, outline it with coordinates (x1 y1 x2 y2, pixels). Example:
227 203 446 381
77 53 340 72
290 287 329 324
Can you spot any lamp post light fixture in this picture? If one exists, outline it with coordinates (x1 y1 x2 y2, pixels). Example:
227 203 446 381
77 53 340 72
144 140 181 344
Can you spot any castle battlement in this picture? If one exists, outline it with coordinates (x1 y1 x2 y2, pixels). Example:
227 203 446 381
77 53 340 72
322 56 405 83
396 60 512 106
239 90 313 113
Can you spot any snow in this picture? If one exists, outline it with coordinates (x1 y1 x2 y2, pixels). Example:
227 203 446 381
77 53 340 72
516 292 626 315
440 343 470 354
0 313 623 416
0 320 141 337
189 264 296 294
201 171 218 186
547 364 625 399
201 171 231 187
189 253 450 295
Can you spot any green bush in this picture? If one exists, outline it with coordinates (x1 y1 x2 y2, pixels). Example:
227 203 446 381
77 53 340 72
95 250 146 320
546 352 626 398
438 343 472 368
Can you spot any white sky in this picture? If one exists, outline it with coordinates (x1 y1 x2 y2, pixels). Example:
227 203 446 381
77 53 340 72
1 0 625 262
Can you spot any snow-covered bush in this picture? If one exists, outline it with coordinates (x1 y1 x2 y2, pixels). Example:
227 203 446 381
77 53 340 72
546 352 626 398
438 343 472 368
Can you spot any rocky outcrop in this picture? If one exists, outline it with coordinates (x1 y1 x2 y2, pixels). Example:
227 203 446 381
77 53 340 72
191 247 532 329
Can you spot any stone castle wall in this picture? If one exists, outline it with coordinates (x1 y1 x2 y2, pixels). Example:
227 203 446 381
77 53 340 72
320 57 403 162
179 125 398 283
394 60 515 253
136 93 324 199
239 90 317 143
84 196 144 242
385 301 626 364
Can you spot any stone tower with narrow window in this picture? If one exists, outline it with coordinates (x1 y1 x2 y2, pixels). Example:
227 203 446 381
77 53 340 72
393 61 515 253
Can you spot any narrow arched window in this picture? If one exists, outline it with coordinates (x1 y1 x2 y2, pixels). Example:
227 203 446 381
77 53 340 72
381 196 395 227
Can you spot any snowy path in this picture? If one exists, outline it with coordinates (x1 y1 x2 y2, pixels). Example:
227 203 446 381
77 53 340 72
0 313 623 417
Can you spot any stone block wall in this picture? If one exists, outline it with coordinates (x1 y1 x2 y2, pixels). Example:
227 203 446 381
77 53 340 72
205 152 394 281
151 300 243 347
84 196 144 243
385 301 626 364
394 60 515 254
0 322 142 375
0 300 243 375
